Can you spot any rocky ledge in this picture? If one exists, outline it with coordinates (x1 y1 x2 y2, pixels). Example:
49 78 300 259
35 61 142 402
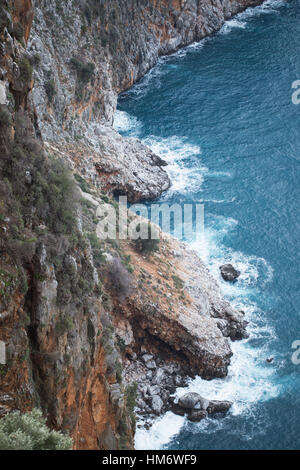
123 351 233 426
45 124 171 203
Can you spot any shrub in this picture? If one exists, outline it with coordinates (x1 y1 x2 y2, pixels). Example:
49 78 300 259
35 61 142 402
55 314 75 336
0 106 12 127
7 144 78 235
109 257 133 300
75 173 90 193
70 57 95 84
18 57 33 83
0 408 72 450
86 232 106 266
45 80 55 103
13 22 24 42
172 275 184 290
126 382 137 430
81 24 88 35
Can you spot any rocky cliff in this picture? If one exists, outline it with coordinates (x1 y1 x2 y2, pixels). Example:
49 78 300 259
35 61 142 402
0 0 260 450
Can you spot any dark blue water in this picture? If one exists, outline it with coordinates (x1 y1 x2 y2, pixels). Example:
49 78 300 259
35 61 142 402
116 0 300 450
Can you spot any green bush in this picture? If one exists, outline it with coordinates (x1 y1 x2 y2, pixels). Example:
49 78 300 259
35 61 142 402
74 173 90 193
7 144 78 235
0 408 72 450
45 80 56 103
0 106 12 127
13 22 24 42
18 57 33 83
70 57 95 84
86 232 106 266
55 314 75 336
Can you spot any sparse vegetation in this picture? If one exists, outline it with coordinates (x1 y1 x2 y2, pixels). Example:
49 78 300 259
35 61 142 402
172 275 184 290
0 409 72 450
74 173 90 193
55 314 75 336
70 57 95 84
45 79 56 103
109 257 133 300
13 22 24 42
18 57 33 83
125 382 137 429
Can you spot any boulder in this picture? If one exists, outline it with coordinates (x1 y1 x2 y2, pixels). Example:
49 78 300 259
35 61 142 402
207 400 233 414
173 375 184 387
170 403 186 417
178 392 206 410
187 410 207 422
152 368 165 385
142 353 153 363
220 264 241 282
151 395 164 415
145 360 157 370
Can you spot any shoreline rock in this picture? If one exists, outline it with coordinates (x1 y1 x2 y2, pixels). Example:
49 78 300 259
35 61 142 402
220 264 241 282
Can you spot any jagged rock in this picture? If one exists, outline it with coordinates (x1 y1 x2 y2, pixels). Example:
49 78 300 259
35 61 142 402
173 375 184 387
170 403 186 417
178 393 206 410
207 400 233 414
152 368 165 385
142 354 153 363
147 385 160 396
93 126 171 202
145 360 157 370
146 370 153 380
219 264 241 282
188 410 208 422
151 395 164 415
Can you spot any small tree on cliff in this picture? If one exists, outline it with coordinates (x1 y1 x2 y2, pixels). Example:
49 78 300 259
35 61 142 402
0 408 72 450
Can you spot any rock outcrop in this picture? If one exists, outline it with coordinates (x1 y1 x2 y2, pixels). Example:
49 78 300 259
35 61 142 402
220 264 241 282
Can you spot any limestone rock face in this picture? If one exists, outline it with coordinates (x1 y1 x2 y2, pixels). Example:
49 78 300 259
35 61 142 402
29 0 263 141
92 126 170 202
27 0 262 202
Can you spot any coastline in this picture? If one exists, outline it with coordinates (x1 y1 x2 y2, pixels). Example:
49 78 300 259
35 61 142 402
0 0 281 451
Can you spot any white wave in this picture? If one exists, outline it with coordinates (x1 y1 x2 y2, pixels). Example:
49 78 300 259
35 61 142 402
135 213 279 449
135 413 184 450
143 135 206 195
206 170 233 178
122 60 166 99
200 197 237 204
113 110 142 135
221 19 247 35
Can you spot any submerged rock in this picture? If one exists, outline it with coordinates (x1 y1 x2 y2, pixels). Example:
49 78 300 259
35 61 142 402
220 264 241 282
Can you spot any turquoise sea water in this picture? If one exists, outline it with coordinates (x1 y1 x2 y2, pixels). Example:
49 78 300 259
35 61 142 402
116 0 300 450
